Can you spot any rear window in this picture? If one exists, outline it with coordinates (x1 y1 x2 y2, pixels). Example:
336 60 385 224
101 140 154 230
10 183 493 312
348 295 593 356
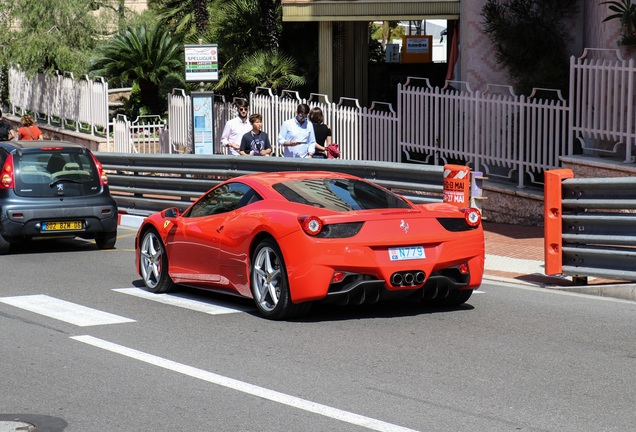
272 178 412 212
14 150 101 197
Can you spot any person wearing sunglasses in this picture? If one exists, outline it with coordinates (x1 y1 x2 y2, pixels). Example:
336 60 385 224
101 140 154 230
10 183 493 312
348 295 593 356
220 99 251 155
277 103 317 158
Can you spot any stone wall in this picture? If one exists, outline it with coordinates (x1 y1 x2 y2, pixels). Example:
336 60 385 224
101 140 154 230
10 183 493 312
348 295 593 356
561 155 636 178
482 182 544 227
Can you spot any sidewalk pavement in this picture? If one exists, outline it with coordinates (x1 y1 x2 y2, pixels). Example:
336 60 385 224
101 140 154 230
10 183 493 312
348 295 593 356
482 221 636 302
117 215 636 302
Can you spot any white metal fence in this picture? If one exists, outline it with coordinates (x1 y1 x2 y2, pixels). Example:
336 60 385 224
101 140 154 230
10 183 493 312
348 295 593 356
8 68 109 135
6 48 636 188
399 81 570 187
569 48 636 163
112 114 168 153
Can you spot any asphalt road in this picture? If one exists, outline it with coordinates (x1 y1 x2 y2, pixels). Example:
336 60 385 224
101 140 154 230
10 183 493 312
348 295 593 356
1 227 635 432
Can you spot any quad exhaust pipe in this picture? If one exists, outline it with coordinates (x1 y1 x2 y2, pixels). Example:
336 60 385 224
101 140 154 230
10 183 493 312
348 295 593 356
390 271 426 287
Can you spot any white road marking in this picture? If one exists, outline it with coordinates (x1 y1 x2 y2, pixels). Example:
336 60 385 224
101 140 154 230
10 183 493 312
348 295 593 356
0 295 135 326
71 335 420 432
113 288 251 314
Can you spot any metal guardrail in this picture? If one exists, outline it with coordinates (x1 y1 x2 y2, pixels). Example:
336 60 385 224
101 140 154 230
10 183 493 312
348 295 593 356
95 153 445 216
545 169 636 282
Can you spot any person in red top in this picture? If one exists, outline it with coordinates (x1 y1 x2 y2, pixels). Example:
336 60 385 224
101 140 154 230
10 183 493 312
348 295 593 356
17 115 44 140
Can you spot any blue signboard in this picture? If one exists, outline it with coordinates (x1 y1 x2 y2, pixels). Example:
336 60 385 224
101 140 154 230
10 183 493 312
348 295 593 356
192 92 215 154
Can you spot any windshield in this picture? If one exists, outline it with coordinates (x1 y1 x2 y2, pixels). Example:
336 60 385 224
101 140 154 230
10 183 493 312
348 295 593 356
272 178 411 212
14 150 101 197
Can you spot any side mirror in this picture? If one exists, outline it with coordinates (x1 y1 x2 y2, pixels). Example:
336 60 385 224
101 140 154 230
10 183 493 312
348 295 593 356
162 207 180 219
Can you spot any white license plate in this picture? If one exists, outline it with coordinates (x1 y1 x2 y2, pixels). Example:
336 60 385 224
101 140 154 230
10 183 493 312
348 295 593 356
388 246 425 261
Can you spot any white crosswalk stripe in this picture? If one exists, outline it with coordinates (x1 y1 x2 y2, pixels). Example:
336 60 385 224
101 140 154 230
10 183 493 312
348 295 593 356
113 288 252 315
0 294 135 326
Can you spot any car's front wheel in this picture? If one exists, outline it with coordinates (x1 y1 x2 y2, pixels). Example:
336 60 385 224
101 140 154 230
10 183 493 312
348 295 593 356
250 238 310 320
139 228 174 293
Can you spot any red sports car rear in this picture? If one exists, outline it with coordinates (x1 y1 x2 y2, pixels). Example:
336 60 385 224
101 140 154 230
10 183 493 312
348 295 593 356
135 171 484 319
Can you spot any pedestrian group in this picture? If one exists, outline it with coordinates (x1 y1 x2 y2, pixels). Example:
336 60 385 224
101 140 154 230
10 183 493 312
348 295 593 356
0 111 45 141
220 100 338 159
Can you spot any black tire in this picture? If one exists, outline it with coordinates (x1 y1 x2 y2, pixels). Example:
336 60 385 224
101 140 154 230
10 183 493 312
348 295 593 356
430 289 473 307
95 230 117 250
139 228 175 293
0 232 11 255
249 238 310 320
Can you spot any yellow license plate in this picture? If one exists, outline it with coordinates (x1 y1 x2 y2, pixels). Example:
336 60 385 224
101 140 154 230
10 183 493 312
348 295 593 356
43 221 83 231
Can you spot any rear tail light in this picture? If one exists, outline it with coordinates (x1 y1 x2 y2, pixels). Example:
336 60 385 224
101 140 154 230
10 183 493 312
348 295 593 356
299 216 323 236
463 208 481 228
89 152 108 186
0 154 15 189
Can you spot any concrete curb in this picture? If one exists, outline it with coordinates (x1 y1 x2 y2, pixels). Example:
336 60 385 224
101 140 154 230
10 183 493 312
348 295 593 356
550 284 636 302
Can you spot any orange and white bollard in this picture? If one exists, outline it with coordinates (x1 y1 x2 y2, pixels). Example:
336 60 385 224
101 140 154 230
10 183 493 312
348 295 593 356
443 164 470 208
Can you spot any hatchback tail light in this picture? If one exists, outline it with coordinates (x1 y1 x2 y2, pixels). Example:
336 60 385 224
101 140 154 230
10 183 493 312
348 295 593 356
89 152 108 186
0 154 15 189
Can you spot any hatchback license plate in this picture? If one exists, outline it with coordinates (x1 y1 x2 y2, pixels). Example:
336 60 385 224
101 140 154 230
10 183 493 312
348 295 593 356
388 246 425 261
42 221 83 231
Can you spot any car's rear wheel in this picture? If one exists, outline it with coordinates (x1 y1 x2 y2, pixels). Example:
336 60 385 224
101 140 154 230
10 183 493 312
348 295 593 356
95 230 117 250
139 228 174 293
0 233 11 255
250 238 310 320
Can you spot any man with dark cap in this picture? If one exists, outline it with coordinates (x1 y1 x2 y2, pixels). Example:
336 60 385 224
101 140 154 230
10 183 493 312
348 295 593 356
0 110 16 141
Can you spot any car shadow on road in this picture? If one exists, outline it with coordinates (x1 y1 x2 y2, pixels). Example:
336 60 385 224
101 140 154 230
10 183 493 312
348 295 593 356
8 238 104 255
295 301 475 322
130 280 475 322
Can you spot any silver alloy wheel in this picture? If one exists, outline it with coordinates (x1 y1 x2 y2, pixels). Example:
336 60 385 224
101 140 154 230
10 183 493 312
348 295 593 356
140 231 163 289
252 245 282 312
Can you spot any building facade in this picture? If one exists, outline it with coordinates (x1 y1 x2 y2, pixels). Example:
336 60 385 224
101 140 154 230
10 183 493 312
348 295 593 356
281 0 626 103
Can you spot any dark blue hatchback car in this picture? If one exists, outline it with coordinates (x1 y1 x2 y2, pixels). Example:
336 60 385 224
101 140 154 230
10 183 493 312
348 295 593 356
0 140 118 254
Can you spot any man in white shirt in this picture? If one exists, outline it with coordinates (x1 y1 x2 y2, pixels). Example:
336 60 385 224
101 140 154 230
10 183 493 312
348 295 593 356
277 103 317 158
220 99 251 155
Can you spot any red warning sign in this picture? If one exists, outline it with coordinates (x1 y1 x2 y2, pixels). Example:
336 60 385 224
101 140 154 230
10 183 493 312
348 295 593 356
443 164 470 207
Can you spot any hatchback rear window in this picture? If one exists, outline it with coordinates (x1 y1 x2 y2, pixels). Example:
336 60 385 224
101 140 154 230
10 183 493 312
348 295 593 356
14 151 101 197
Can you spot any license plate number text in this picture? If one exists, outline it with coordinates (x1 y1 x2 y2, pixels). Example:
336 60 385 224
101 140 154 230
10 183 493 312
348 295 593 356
42 221 83 231
388 246 425 261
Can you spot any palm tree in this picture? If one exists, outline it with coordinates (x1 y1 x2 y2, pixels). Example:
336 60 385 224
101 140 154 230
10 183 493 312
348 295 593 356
149 0 212 39
233 50 306 90
259 0 281 50
193 0 210 33
88 22 185 115
212 0 308 97
601 0 636 48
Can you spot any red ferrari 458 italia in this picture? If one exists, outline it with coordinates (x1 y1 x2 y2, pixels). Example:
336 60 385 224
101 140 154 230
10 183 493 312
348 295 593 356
135 171 484 319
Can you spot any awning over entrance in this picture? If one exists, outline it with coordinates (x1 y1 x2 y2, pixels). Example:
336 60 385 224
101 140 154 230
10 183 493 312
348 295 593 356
281 0 460 22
